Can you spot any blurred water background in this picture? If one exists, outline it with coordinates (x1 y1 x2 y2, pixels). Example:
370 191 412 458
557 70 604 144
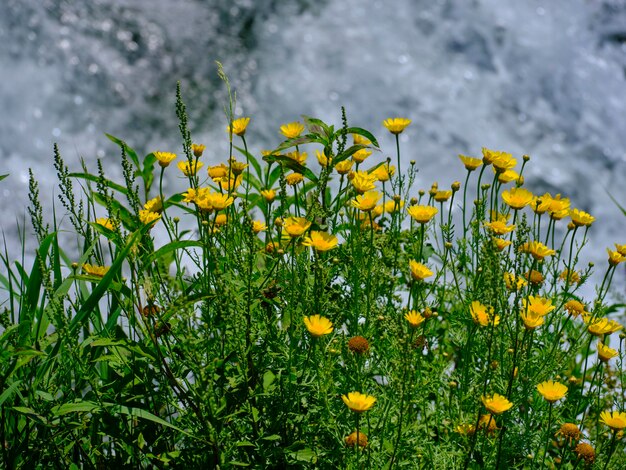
1 0 625 297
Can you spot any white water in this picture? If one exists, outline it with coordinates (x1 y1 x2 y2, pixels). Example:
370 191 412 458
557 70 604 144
1 0 625 301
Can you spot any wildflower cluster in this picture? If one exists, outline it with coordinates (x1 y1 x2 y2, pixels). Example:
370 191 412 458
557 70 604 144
2 82 625 468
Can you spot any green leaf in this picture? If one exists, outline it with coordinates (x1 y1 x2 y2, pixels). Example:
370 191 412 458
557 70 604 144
0 174 8 182
52 401 101 416
340 126 380 148
105 133 140 169
68 172 129 195
143 240 203 265
263 370 276 391
106 404 196 438
261 154 319 184
0 380 21 406
606 189 626 217
69 227 147 334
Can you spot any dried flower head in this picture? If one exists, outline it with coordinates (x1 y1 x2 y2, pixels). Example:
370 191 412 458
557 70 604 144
348 336 370 355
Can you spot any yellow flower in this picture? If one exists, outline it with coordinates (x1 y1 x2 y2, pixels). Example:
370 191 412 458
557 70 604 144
405 310 426 328
455 423 476 436
350 171 377 194
409 260 434 281
182 188 197 203
459 154 482 171
227 117 250 136
316 150 332 167
564 300 588 318
335 159 354 175
523 296 555 317
229 158 248 176
382 118 411 134
196 192 234 212
139 210 161 225
615 243 626 256
536 381 568 403
283 217 311 237
521 311 545 330
599 411 626 430
144 196 163 213
372 164 395 182
345 431 368 448
607 248 626 266
484 220 515 235
569 208 595 227
531 193 553 214
493 238 512 251
286 173 304 186
470 301 500 327
481 393 513 415
559 269 581 285
525 269 545 286
351 191 381 212
303 314 333 337
95 218 117 231
597 342 618 362
478 414 498 434
342 391 376 413
502 187 534 210
178 160 204 176
261 189 276 203
384 199 404 213
353 134 371 146
547 194 570 218
154 151 177 168
208 163 229 180
286 150 307 165
251 221 267 234
588 318 623 336
407 205 438 224
434 190 452 202
481 147 497 164
519 241 556 260
191 144 205 157
352 148 372 163
280 122 305 139
302 231 339 251
491 152 516 173
218 175 243 192
214 213 228 227
504 272 527 291
496 169 521 184
82 263 110 277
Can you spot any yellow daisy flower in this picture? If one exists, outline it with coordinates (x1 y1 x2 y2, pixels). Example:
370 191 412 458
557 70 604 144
154 151 177 168
407 205 438 224
303 314 333 337
481 393 513 415
502 187 534 210
280 122 305 139
283 217 312 237
302 231 339 252
409 260 433 281
227 117 250 136
382 118 411 134
599 410 626 430
342 391 376 413
536 381 568 403
405 310 426 328
351 191 381 212
459 154 482 171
